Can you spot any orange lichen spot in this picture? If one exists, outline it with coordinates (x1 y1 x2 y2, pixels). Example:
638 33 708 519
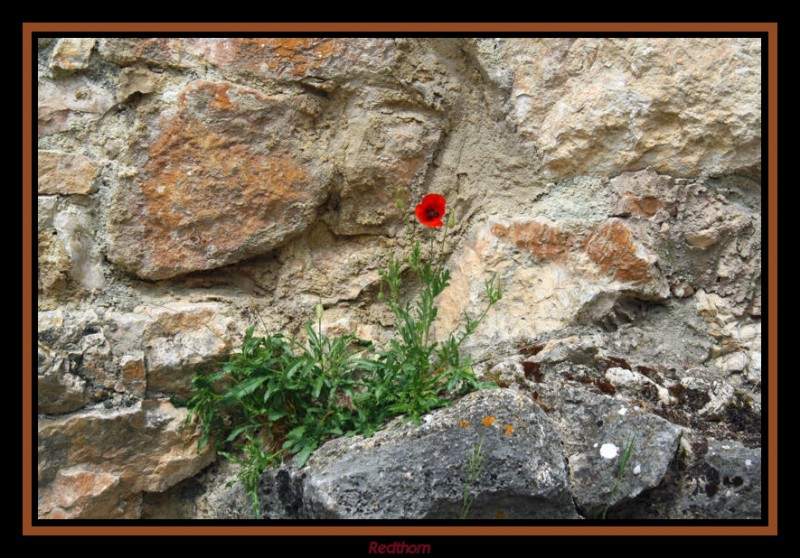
491 221 572 263
131 38 180 66
504 424 515 437
459 420 470 429
583 220 652 283
209 38 346 78
139 112 310 275
177 80 236 111
108 78 326 279
482 416 496 428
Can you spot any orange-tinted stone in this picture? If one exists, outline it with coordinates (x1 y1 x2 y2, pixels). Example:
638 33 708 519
38 77 114 137
491 221 573 262
119 356 146 398
140 119 309 276
107 80 326 279
636 196 661 216
583 220 652 283
612 192 662 218
38 151 99 195
206 38 345 78
98 38 186 67
50 38 95 71
492 219 658 287
38 400 213 519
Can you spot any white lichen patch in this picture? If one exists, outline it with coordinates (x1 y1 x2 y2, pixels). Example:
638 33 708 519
618 407 627 416
600 443 619 459
633 464 641 475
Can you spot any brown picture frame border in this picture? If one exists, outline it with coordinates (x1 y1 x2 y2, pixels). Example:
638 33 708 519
23 21 777 537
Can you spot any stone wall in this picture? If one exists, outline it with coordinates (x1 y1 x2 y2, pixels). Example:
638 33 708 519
37 38 761 519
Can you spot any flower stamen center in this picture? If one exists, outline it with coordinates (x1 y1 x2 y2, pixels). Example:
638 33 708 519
425 208 440 220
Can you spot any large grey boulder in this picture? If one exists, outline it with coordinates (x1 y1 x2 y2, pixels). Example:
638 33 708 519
568 411 683 518
259 389 579 519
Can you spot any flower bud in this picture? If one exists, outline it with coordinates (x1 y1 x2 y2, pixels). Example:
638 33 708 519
395 189 406 211
447 212 456 228
315 302 324 321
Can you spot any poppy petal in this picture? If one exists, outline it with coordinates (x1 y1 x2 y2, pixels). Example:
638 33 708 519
423 193 446 214
415 205 444 227
414 193 447 228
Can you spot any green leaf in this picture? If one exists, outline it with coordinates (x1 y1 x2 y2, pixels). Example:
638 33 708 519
263 384 275 403
224 424 254 443
295 444 316 468
203 367 233 384
219 375 268 404
286 425 306 440
312 375 324 399
284 360 305 378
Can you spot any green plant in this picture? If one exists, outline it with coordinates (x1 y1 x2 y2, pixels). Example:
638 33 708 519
183 193 502 518
359 240 501 427
460 432 486 519
184 308 371 516
602 435 636 519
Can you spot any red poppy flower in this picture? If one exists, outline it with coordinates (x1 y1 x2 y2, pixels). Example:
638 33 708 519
414 194 446 228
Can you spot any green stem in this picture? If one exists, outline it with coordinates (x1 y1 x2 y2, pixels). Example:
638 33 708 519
456 308 486 348
460 435 485 519
437 218 450 272
602 435 635 519
318 310 322 346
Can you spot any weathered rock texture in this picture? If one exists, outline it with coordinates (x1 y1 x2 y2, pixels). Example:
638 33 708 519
38 400 214 518
474 38 761 178
107 80 331 279
37 37 761 519
260 389 579 519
